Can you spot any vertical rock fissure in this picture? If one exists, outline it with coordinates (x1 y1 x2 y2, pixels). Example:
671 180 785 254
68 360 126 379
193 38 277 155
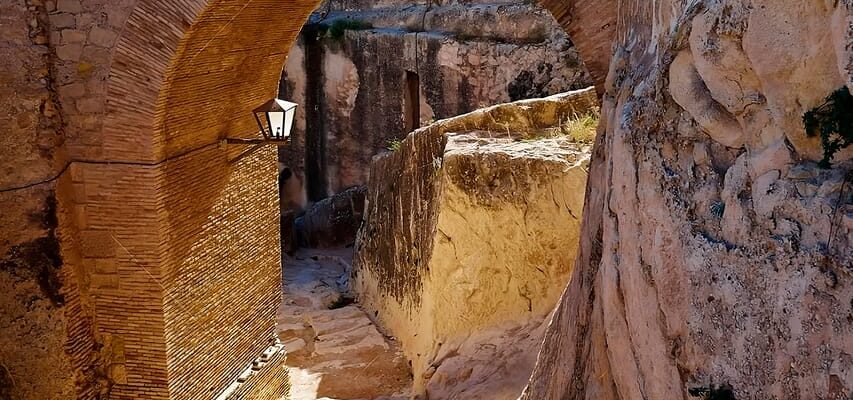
404 70 421 133
304 25 329 202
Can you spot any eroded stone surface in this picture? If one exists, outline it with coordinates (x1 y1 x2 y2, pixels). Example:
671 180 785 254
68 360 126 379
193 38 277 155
278 249 411 400
278 0 592 208
523 2 852 399
295 186 367 249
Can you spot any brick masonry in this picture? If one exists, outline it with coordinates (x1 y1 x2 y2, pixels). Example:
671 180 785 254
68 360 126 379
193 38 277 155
2 0 315 399
1 0 586 398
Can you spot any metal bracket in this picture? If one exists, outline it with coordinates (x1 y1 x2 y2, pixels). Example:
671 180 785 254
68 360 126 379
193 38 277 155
220 137 291 164
223 137 291 145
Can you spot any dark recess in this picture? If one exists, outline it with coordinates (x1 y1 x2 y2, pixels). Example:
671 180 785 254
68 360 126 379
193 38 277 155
688 383 736 400
404 71 421 133
303 23 330 201
0 195 64 306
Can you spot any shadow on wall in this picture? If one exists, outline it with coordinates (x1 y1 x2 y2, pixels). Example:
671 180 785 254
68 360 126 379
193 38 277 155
161 142 283 399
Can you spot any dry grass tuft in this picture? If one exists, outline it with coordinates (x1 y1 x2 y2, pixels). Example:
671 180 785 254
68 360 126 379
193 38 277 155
537 108 600 144
562 109 600 143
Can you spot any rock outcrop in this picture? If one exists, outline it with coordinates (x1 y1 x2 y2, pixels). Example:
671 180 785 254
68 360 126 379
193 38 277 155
523 2 852 399
295 185 366 248
353 88 599 398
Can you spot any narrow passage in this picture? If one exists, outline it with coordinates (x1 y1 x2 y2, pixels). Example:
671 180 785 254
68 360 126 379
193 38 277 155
277 248 412 400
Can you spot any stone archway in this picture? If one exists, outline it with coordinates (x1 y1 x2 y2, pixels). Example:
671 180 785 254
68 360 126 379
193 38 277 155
3 1 320 399
1 0 609 399
67 1 322 398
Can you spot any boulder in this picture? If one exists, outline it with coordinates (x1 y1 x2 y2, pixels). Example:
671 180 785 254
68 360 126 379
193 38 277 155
353 88 599 398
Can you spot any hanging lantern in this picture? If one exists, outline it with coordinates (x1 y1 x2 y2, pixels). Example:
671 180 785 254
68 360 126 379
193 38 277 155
252 98 298 142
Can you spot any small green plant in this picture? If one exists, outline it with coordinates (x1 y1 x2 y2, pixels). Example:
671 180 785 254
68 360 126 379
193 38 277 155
324 19 373 41
803 86 852 168
386 139 402 152
523 109 600 143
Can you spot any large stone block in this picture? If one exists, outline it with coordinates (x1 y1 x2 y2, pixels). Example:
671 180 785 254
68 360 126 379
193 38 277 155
353 88 598 398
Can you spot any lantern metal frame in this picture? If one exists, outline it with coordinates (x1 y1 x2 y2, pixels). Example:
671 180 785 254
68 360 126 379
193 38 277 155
225 98 298 145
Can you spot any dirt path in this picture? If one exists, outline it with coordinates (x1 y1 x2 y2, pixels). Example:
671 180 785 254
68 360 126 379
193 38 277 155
277 248 412 400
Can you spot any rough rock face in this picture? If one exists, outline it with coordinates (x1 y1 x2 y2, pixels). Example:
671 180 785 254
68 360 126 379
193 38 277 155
277 250 411 400
524 1 852 399
278 0 593 209
352 88 598 398
295 185 366 248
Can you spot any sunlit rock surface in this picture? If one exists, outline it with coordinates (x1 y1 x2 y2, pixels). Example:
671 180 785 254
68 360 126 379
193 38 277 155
352 88 598 398
277 249 411 400
523 2 852 399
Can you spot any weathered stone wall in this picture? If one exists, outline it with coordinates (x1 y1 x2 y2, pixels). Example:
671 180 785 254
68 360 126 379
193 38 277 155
353 88 599 397
524 1 853 399
1 1 96 398
279 0 593 208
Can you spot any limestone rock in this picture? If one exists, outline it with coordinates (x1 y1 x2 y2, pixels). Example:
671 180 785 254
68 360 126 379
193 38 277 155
278 250 412 400
295 185 366 248
353 88 598 398
523 2 852 399
278 0 592 204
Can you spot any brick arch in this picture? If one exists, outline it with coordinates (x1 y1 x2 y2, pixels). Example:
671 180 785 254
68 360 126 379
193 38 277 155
100 0 613 166
153 1 315 158
103 0 317 163
538 0 617 93
75 0 607 398
69 1 320 399
99 1 207 163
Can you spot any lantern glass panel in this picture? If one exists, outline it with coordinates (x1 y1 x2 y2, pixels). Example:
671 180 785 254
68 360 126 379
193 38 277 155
268 110 286 139
252 99 297 141
284 107 295 139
